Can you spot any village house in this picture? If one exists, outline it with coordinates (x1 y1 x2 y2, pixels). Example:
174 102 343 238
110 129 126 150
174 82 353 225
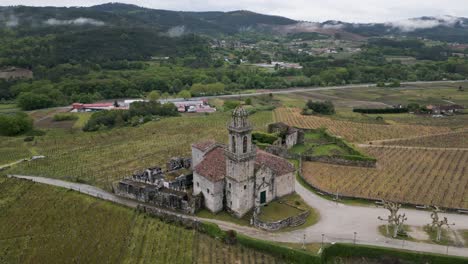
426 104 465 115
192 106 295 218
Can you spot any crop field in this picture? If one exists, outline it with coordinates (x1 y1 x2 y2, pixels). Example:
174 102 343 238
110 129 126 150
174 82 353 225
273 107 451 142
302 146 468 209
317 82 468 106
0 137 31 165
6 111 273 190
381 131 468 148
0 177 278 264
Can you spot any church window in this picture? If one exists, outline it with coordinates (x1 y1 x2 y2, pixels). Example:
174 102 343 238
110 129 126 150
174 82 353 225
207 188 210 194
197 182 199 187
229 183 231 188
244 185 246 190
262 177 265 182
243 136 248 153
232 136 236 153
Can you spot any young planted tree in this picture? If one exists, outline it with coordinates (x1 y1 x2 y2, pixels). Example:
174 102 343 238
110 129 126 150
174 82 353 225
429 206 455 242
378 200 406 238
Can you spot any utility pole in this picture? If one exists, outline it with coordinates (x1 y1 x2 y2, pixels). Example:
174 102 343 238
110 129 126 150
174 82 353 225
353 232 357 244
321 234 324 249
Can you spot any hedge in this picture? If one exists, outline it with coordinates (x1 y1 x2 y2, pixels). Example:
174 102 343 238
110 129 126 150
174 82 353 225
237 234 321 264
200 222 320 263
353 108 408 114
322 243 468 264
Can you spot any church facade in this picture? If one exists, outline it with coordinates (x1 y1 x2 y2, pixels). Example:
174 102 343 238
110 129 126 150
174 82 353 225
192 106 295 218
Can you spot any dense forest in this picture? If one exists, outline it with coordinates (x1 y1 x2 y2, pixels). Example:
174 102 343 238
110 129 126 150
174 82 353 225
1 3 468 111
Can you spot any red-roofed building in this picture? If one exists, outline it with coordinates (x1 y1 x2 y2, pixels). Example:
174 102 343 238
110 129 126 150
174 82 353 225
192 106 295 217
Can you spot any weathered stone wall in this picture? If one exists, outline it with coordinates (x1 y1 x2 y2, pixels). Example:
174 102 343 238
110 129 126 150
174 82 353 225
252 207 310 231
253 166 275 207
275 172 295 198
193 171 224 213
265 145 300 160
191 147 205 168
285 132 298 149
115 181 202 214
137 204 202 230
302 155 376 168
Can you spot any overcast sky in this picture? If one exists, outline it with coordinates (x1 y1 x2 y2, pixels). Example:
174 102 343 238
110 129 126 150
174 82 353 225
2 0 468 23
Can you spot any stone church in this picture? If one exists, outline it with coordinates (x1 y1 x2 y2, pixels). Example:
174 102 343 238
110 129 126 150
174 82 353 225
192 106 295 218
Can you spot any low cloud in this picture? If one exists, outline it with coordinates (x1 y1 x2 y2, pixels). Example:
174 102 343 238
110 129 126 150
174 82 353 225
167 25 185 37
386 16 462 32
5 14 19 27
44 17 105 26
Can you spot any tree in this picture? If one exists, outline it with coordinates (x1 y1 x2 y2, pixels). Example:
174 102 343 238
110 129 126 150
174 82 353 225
378 200 407 238
17 92 55 110
245 98 252 105
0 112 33 136
162 92 170 100
147 90 161 101
429 206 455 242
177 90 191 99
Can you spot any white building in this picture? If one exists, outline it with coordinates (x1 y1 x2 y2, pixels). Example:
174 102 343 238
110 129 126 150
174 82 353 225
191 106 295 218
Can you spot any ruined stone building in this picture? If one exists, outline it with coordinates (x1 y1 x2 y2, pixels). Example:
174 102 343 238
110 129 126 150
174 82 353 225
192 106 295 218
0 67 33 80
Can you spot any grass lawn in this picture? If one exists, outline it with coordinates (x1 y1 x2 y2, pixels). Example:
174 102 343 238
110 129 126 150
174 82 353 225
258 193 320 232
461 230 468 245
312 144 345 156
72 112 92 129
0 103 19 113
258 200 303 222
276 242 323 255
196 209 252 226
378 225 414 241
423 225 457 246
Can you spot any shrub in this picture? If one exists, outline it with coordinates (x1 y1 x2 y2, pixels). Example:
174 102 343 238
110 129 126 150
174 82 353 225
252 132 279 145
305 100 335 115
0 112 33 136
353 108 408 114
53 113 79 121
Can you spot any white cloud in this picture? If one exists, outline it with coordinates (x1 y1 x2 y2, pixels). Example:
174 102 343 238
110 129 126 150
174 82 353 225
44 17 105 26
386 16 463 32
5 14 19 27
2 0 468 23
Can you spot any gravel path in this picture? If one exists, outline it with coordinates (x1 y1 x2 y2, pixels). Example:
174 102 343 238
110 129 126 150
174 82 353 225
8 174 468 258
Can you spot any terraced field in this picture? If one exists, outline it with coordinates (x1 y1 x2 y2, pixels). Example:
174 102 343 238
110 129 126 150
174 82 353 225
274 107 451 142
302 146 468 209
0 176 279 264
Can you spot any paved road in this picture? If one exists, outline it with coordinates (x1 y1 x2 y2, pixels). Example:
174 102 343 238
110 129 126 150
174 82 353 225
160 80 468 102
8 174 468 257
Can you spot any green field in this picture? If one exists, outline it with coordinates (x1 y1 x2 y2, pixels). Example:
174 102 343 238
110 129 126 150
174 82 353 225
5 111 272 190
0 176 280 264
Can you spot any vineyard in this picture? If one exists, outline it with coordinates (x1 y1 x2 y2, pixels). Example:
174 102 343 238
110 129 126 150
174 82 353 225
302 146 468 209
381 131 468 148
0 136 31 165
273 108 451 143
4 111 273 190
0 177 279 264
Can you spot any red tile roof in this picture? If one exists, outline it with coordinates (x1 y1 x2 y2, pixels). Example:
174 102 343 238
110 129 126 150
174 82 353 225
194 145 295 182
255 149 295 176
192 140 216 152
194 146 226 182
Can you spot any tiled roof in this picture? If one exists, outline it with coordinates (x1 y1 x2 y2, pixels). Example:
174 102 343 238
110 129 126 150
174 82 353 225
194 145 295 182
192 140 216 152
194 146 226 182
255 149 295 176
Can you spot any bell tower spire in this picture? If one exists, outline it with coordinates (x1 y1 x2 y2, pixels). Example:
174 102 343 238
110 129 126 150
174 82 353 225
225 106 256 218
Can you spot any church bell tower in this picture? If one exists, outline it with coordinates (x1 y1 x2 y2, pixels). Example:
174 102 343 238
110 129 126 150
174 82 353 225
224 106 256 218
